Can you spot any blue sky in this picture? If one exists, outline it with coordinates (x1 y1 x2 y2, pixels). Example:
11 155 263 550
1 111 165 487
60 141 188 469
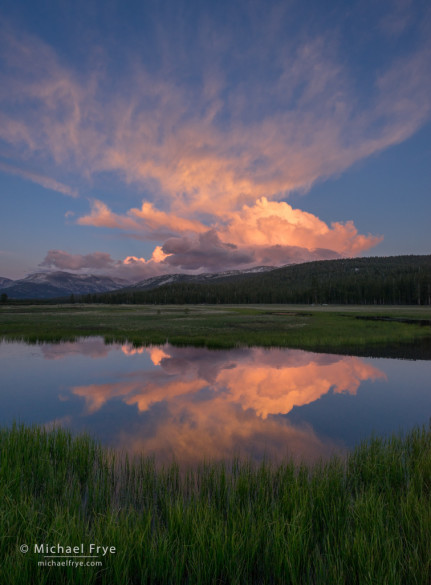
0 0 430 280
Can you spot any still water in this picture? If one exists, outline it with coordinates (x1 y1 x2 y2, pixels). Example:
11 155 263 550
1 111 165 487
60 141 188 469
1 338 430 464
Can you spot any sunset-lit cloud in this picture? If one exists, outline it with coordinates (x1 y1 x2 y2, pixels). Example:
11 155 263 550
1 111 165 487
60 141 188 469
77 199 208 239
215 350 386 419
74 197 382 274
41 337 112 360
72 345 387 418
118 399 340 465
39 341 386 418
71 345 386 462
147 346 170 365
0 161 78 197
40 250 116 271
2 29 428 210
1 2 430 278
39 247 172 280
121 345 145 356
221 198 382 256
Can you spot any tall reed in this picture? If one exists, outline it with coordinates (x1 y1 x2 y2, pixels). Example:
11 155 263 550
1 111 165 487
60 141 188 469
1 423 430 584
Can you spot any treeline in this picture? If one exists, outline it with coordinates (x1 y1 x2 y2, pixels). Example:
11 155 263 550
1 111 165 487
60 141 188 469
81 255 431 305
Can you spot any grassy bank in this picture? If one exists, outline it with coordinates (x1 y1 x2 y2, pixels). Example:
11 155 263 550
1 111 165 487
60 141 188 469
1 423 431 584
1 304 431 356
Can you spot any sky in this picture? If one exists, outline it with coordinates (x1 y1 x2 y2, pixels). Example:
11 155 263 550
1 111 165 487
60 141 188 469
0 0 430 281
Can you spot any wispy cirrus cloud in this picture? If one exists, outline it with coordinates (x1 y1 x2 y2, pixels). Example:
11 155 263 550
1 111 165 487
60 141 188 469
3 18 429 205
0 161 78 197
1 6 430 275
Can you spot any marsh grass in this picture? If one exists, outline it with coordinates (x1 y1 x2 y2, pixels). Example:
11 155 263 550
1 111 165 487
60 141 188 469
1 304 431 355
1 423 431 584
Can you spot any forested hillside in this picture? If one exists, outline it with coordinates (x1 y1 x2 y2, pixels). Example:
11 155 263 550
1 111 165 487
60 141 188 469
84 255 431 305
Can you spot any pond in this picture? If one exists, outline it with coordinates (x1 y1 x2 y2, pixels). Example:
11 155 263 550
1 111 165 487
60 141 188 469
1 338 430 464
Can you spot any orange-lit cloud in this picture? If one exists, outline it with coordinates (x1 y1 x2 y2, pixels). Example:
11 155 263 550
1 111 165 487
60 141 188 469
39 247 171 280
71 345 386 461
3 21 429 212
121 345 145 356
72 344 387 418
147 347 170 365
117 398 341 465
2 20 430 273
75 198 382 274
40 193 382 274
215 350 386 419
220 198 382 256
77 200 207 238
73 375 208 414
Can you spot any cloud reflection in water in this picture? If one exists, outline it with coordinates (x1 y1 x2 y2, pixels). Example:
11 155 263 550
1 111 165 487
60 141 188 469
69 344 386 464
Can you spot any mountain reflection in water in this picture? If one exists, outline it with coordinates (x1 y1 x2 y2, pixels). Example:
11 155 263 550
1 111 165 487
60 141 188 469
1 339 430 465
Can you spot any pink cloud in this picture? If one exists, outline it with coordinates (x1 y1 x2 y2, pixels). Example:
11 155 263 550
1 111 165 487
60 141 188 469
77 199 207 238
0 161 78 197
73 198 382 275
40 250 116 270
161 230 253 271
71 345 386 463
41 338 113 360
219 198 382 257
73 345 386 418
1 20 430 274
38 248 172 281
1 24 430 211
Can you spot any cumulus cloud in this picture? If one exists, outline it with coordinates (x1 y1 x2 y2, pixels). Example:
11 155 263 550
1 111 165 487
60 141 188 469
39 248 172 281
161 230 252 271
71 345 386 463
220 198 382 257
77 199 207 239
159 232 336 272
74 345 386 418
40 191 383 277
40 250 116 270
1 9 430 273
75 198 382 274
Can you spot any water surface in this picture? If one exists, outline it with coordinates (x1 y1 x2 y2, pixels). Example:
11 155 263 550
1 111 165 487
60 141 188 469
1 338 430 464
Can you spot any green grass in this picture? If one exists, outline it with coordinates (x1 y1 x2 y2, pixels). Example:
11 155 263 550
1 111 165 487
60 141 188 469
1 303 431 356
1 423 431 584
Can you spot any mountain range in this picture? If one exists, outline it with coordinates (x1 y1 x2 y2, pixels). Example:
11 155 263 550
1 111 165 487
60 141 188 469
0 277 13 288
0 266 274 299
0 271 130 299
125 266 274 292
1 256 430 304
87 255 431 306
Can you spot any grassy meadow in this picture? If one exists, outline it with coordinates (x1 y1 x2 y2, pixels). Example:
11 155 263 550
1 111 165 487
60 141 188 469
2 305 431 583
1 423 431 584
0 303 431 356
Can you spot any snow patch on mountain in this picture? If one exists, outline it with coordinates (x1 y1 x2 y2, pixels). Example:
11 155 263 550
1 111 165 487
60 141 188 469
0 271 131 299
0 277 14 288
127 266 276 291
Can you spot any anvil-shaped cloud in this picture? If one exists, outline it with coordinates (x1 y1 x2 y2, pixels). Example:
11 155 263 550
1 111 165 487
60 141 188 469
1 6 430 276
72 197 382 275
